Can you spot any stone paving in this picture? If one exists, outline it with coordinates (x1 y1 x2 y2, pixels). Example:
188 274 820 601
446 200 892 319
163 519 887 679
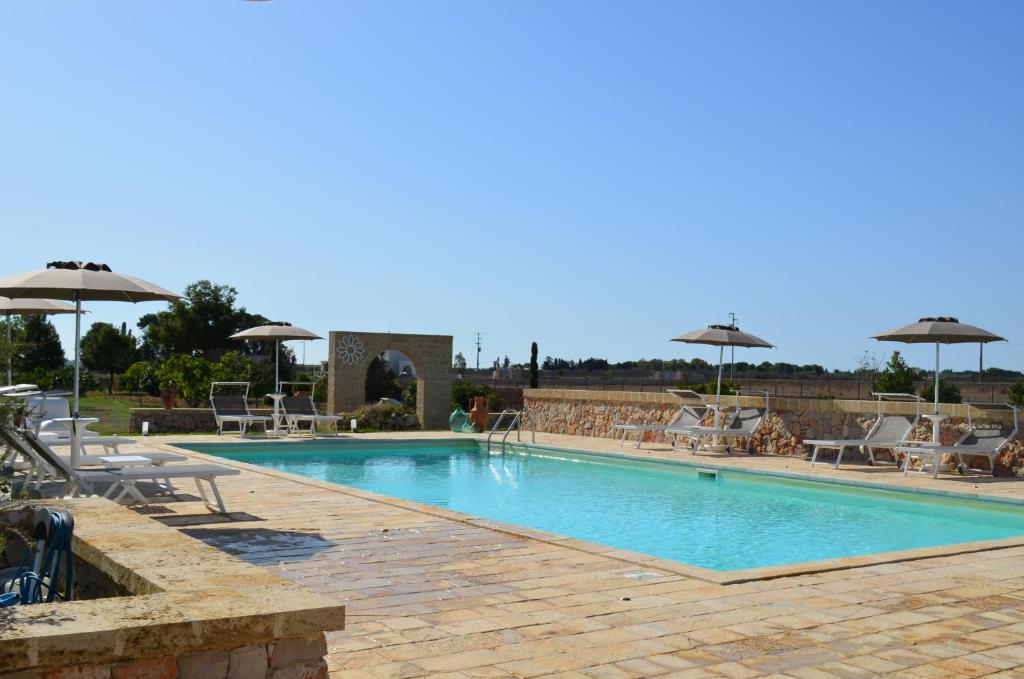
100 432 1024 677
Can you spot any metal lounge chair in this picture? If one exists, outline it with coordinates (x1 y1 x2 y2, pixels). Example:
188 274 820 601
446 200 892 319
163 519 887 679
210 382 273 436
613 389 709 449
278 381 341 436
677 390 770 455
897 403 1019 478
0 427 241 513
804 393 923 469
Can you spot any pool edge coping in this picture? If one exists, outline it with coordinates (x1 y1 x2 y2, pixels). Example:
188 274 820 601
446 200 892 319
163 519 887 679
163 436 1024 586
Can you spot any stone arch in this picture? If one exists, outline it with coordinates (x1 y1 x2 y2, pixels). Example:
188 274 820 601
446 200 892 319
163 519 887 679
328 331 453 429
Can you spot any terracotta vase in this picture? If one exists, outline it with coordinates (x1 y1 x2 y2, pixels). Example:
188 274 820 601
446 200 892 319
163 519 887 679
160 386 176 410
469 396 488 432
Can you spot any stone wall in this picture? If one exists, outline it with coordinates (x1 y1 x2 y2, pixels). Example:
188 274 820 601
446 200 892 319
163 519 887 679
523 389 1024 476
0 499 344 679
6 635 330 679
129 407 274 434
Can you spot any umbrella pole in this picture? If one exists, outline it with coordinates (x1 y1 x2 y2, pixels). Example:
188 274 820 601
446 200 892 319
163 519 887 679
932 343 942 443
273 339 281 433
5 311 11 386
71 293 82 469
713 346 725 445
73 294 81 417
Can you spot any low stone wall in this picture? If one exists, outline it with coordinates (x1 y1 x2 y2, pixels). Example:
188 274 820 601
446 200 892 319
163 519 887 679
0 498 344 679
523 389 1024 476
129 407 274 434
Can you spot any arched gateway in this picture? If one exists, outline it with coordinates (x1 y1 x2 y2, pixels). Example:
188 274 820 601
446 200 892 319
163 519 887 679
328 331 453 429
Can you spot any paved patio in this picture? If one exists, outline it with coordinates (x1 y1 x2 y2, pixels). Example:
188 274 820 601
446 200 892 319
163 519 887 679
93 432 1024 677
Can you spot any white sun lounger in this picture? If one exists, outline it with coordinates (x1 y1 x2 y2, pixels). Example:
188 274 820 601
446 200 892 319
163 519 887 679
804 393 924 469
613 389 709 449
210 382 273 436
1 428 241 513
279 382 342 436
673 390 771 455
897 403 1019 478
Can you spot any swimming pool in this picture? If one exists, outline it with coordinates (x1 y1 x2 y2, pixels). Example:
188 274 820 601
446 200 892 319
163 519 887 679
184 440 1024 572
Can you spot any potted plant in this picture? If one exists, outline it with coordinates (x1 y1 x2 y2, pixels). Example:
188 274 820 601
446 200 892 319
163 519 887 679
160 379 176 409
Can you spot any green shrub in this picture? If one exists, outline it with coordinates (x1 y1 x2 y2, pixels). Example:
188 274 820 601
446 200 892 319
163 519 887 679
675 380 739 397
341 403 419 431
874 351 915 394
118 361 161 397
1009 381 1024 407
20 366 100 394
157 354 213 407
919 381 962 404
313 374 328 404
402 381 417 408
212 351 253 383
451 381 503 412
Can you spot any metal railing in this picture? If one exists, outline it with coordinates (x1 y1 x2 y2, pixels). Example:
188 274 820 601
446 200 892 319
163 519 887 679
486 408 535 453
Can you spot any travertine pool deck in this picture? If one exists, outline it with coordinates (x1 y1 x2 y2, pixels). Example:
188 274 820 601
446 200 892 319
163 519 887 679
71 432 1024 677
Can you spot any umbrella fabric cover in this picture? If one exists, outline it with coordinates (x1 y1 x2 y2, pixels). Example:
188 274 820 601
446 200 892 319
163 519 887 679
873 317 1006 443
0 261 179 468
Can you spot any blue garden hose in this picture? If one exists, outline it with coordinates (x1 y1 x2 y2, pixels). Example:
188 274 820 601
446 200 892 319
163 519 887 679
0 509 74 607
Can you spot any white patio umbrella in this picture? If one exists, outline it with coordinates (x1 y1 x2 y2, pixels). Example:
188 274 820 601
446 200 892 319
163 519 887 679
1 297 79 385
0 262 179 467
672 323 775 406
229 323 322 393
230 323 322 433
873 317 1005 442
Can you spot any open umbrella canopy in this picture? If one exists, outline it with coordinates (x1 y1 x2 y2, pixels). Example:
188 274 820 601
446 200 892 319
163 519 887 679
873 317 1005 345
0 298 78 315
2 297 81 385
873 317 1007 442
229 323 322 341
672 323 775 408
0 261 179 303
672 324 775 349
0 262 179 466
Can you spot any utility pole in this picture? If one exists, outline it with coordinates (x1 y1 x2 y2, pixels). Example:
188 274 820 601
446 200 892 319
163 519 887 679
729 312 737 382
475 333 482 371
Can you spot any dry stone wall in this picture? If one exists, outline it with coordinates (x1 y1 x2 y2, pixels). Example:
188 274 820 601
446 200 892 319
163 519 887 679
524 389 1024 476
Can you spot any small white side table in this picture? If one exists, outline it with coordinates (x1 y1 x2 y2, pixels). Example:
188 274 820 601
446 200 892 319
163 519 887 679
923 413 948 443
265 393 287 434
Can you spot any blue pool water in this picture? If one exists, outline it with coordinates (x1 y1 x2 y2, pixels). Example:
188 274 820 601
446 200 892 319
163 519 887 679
184 441 1024 571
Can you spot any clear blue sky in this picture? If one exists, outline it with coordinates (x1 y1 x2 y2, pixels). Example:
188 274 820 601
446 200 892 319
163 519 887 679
3 2 1022 373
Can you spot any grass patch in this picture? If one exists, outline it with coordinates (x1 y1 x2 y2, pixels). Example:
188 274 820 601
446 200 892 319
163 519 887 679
78 394 161 435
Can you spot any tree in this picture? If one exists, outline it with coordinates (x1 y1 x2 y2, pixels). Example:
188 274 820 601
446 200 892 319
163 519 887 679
16 316 65 373
81 322 140 393
365 354 401 402
157 354 214 407
874 351 915 394
529 342 539 388
503 355 510 371
453 352 467 370
119 361 160 402
137 280 268 360
1009 381 1024 407
920 381 962 404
